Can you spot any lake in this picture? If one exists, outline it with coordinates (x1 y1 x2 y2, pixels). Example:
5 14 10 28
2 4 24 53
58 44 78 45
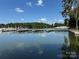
0 31 78 59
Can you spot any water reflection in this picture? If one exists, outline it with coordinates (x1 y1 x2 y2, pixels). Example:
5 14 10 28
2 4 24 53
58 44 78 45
0 31 68 59
61 31 79 59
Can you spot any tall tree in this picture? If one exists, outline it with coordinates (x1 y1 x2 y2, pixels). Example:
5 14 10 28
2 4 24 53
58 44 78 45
62 0 79 30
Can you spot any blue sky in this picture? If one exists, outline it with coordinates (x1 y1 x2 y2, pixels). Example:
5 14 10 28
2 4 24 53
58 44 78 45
0 0 64 24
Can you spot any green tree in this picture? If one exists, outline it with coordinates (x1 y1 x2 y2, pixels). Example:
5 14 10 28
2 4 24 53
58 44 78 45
62 0 79 30
64 18 68 26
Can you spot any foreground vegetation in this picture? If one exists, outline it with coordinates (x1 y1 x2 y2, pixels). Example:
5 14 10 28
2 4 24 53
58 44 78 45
62 0 79 29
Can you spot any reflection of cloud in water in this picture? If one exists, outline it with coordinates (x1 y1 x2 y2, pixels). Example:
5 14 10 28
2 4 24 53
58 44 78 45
38 50 43 55
34 44 44 55
17 42 25 48
16 42 44 55
37 32 47 37
16 42 41 49
0 31 2 34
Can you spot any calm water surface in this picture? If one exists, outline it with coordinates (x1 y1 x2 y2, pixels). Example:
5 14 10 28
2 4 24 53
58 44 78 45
0 31 78 59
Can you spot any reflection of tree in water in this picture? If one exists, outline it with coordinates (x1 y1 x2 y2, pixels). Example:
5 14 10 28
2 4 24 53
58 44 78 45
61 32 79 59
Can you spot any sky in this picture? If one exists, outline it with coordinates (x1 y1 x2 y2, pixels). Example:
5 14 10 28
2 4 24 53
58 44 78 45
0 0 64 24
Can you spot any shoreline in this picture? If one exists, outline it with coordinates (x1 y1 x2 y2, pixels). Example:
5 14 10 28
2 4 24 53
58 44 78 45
69 29 79 35
0 26 69 32
1 27 79 35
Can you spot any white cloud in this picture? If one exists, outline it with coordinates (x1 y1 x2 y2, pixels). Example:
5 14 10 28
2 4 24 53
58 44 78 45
37 18 52 24
52 19 64 24
21 18 25 21
59 19 63 22
38 18 64 24
38 18 47 23
15 8 24 13
26 2 32 7
57 19 64 23
36 0 44 6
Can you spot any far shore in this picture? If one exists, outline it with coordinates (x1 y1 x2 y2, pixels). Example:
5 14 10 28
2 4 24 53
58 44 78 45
1 26 79 35
0 26 69 32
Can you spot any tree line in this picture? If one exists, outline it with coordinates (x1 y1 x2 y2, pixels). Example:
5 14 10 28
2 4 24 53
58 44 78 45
0 22 53 29
0 22 66 29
